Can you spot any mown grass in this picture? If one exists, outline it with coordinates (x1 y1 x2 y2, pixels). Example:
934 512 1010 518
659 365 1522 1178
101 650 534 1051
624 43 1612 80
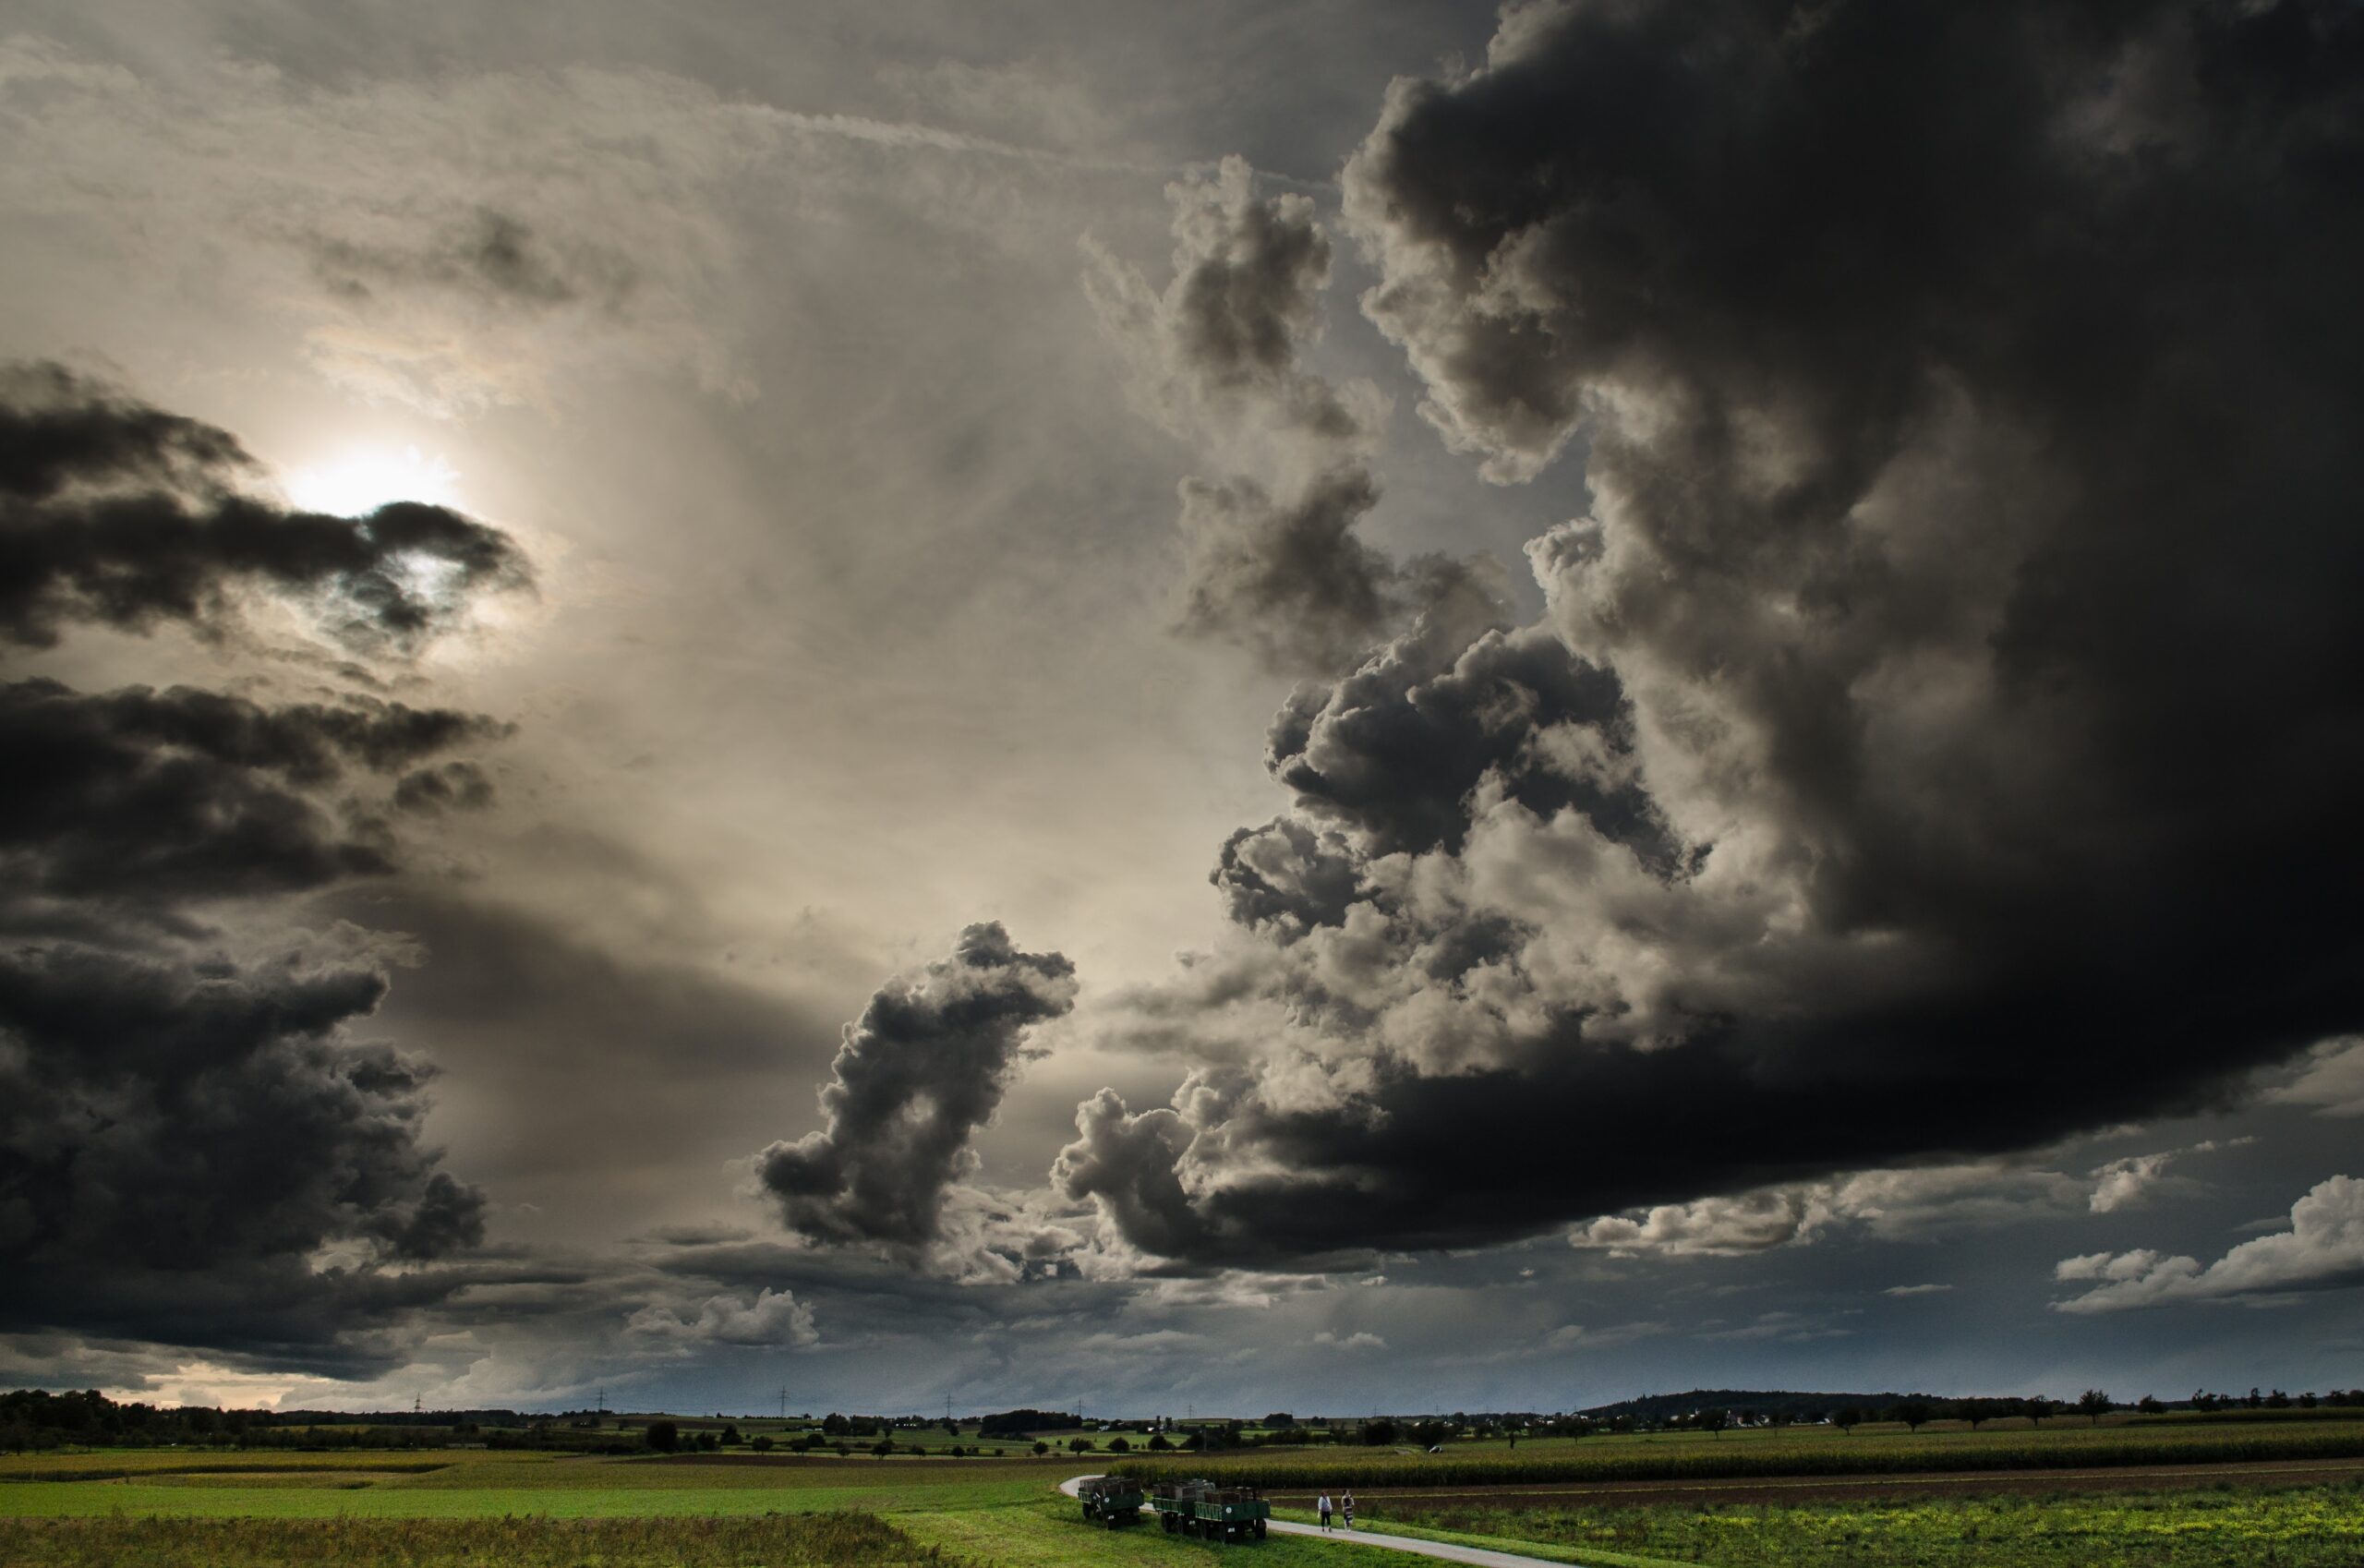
1115 1419 2364 1490
897 1497 1450 1568
0 1509 947 1567
1379 1480 2364 1567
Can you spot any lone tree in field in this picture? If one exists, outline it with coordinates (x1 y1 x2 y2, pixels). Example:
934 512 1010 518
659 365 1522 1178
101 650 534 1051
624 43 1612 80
1888 1400 1934 1433
2077 1389 2112 1425
1832 1406 1863 1435
644 1419 680 1453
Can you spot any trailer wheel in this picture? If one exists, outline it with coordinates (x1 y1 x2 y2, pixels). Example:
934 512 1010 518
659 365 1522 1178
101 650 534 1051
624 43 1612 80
1254 1520 1267 1539
1163 1514 1178 1533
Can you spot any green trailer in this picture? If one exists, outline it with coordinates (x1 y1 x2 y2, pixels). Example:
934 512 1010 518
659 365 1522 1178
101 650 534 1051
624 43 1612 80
1078 1476 1145 1528
1147 1478 1271 1542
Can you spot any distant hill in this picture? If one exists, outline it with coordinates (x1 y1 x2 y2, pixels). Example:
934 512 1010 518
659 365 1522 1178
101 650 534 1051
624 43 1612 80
1577 1389 1935 1421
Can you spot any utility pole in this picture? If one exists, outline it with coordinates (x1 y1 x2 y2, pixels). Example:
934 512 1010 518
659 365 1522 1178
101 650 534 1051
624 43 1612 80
597 1388 607 1418
778 1387 789 1422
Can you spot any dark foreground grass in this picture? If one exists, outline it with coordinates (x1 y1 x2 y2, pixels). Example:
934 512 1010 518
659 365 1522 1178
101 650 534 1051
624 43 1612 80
0 1509 949 1567
1381 1479 2364 1567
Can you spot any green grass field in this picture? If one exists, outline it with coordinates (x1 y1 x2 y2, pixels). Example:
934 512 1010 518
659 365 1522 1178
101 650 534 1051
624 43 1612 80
6 1431 2359 1566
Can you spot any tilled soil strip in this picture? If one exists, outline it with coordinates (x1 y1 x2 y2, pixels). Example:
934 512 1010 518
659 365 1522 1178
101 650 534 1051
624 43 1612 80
1268 1455 2364 1511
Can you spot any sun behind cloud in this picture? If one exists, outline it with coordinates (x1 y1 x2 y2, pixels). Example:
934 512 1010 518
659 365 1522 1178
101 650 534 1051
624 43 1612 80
284 443 462 518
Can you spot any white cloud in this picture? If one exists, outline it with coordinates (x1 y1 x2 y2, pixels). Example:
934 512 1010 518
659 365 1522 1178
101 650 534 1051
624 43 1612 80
1312 1330 1386 1349
2053 1175 2364 1313
2268 1037 2364 1117
1881 1283 1954 1297
625 1286 817 1346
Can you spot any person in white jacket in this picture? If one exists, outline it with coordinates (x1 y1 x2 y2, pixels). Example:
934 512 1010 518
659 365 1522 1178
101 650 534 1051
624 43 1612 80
1318 1492 1333 1530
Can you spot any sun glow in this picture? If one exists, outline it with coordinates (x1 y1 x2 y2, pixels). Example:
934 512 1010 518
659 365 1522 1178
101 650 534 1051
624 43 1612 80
284 444 463 518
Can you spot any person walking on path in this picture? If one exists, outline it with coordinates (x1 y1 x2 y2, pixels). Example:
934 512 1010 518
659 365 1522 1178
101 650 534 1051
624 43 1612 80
1343 1492 1356 1531
1318 1492 1333 1531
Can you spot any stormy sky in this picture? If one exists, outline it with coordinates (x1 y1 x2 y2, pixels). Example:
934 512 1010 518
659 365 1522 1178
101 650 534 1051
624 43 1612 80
4 0 2361 1417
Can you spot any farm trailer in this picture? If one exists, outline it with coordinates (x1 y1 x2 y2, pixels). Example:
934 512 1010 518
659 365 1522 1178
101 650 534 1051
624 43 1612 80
1146 1479 1271 1542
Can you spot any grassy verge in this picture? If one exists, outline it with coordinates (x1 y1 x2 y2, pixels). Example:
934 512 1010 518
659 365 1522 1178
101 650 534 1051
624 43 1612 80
899 1496 1431 1568
1271 1506 1700 1568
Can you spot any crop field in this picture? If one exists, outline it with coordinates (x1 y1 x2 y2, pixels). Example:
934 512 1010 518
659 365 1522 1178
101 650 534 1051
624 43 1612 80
1113 1417 2364 1490
1365 1479 2364 1567
6 1432 2359 1567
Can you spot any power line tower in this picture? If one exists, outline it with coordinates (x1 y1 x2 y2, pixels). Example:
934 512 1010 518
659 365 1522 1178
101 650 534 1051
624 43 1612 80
778 1387 789 1422
596 1388 607 1418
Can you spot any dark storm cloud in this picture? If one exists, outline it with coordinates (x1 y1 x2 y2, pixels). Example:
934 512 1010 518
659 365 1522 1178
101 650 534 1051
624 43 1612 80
392 758 496 814
1267 618 1675 863
757 924 1078 1248
0 362 530 654
1062 0 2364 1269
308 208 634 311
0 943 485 1363
0 369 523 1363
0 678 506 907
1088 159 1495 673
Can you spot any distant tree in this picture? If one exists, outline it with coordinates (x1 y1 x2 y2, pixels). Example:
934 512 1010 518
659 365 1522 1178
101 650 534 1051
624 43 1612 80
1362 1419 1398 1447
1106 1437 1130 1453
1832 1407 1863 1435
695 1430 719 1452
823 1413 850 1436
835 1441 850 1458
1183 1430 1204 1451
1695 1408 1729 1439
2266 1389 2292 1408
1147 1431 1172 1452
751 1435 774 1452
2136 1395 2165 1416
1888 1401 1933 1433
1068 1437 1094 1453
2022 1397 2054 1428
1032 1441 1050 1456
720 1423 743 1446
2076 1390 2112 1426
871 1438 894 1459
644 1420 680 1453
2300 1392 2319 1408
944 1417 959 1435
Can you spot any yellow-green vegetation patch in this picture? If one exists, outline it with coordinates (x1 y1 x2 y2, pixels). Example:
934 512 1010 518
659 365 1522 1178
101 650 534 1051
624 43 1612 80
1382 1480 2364 1566
899 1497 1432 1568
0 1510 947 1567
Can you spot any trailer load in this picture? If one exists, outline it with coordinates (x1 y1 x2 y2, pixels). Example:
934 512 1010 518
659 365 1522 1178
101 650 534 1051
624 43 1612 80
1077 1475 1145 1527
1146 1478 1271 1542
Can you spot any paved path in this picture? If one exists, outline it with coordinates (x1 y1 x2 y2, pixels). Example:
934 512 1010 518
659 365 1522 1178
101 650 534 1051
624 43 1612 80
1059 1478 1575 1568
1267 1516 1576 1568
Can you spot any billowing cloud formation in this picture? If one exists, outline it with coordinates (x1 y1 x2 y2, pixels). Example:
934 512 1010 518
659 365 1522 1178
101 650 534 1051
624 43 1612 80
0 368 522 1366
1065 0 2364 1270
1088 158 1493 672
0 362 529 654
2054 1176 2364 1312
626 1286 817 1348
758 923 1078 1248
0 944 485 1358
